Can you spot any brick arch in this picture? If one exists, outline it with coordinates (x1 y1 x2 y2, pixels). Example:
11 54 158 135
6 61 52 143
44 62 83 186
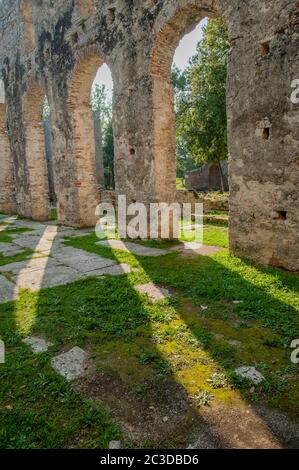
22 81 50 220
148 1 222 202
0 83 16 214
66 47 109 226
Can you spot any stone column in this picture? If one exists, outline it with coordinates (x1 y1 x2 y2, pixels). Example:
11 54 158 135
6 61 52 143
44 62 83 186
0 91 17 214
21 83 50 221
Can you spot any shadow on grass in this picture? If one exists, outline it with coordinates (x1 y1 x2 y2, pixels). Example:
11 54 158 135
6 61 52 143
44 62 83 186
1 223 299 448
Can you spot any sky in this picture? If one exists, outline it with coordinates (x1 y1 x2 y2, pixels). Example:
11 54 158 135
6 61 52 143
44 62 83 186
93 21 205 101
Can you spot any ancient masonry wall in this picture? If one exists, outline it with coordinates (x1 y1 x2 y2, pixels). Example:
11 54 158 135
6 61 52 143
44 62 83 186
0 0 298 270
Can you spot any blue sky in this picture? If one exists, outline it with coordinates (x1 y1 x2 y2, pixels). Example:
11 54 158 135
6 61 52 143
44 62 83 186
93 21 205 100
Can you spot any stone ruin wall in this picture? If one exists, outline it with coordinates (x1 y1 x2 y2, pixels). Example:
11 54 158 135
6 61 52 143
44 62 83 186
0 0 298 271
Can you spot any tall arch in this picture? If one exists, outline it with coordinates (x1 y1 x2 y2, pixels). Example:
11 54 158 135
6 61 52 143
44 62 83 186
22 82 50 220
0 81 16 213
64 47 108 226
149 2 218 203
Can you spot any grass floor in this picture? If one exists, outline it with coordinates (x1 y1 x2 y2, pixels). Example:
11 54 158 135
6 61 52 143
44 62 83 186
0 222 298 448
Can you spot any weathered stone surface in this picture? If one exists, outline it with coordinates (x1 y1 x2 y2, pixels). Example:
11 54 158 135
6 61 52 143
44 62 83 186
23 336 53 353
108 441 121 450
0 275 18 303
84 263 131 277
170 243 223 255
51 246 116 273
0 242 25 256
235 367 265 385
14 264 81 291
134 283 172 301
51 347 88 381
97 240 169 257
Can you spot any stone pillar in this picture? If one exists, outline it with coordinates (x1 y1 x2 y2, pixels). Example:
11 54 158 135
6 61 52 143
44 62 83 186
0 83 16 213
21 83 50 221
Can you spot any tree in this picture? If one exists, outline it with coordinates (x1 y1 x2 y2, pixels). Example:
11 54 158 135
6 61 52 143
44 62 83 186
175 18 229 191
91 84 115 189
102 118 115 189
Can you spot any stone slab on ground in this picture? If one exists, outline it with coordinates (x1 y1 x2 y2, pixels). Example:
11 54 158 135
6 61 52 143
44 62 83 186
235 366 265 385
23 336 53 353
97 240 169 257
0 275 18 303
0 256 57 275
84 263 131 277
0 242 26 257
51 347 88 381
170 242 223 256
51 246 117 273
134 282 172 301
14 264 81 291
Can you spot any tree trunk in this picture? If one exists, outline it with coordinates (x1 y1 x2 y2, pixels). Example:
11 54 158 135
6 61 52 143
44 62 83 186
93 111 105 189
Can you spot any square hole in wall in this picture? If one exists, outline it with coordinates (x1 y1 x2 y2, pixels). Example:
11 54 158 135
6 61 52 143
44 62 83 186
273 210 287 221
262 127 270 140
260 41 270 57
107 8 116 23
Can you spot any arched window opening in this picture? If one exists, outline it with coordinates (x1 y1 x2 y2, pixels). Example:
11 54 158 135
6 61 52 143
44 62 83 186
91 64 115 191
42 96 56 219
171 17 229 194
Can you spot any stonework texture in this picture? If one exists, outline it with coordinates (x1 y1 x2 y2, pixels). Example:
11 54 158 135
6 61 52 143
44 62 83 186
0 1 298 271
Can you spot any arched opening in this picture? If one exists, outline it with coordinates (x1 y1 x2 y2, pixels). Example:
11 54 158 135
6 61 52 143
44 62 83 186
172 17 229 194
42 96 56 218
66 50 114 226
22 83 51 220
91 64 115 191
0 81 16 214
149 3 230 229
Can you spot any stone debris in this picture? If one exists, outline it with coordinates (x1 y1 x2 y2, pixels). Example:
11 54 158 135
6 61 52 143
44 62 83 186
134 282 172 301
23 336 53 353
51 347 88 382
235 366 265 385
228 340 242 348
97 240 169 257
108 441 121 450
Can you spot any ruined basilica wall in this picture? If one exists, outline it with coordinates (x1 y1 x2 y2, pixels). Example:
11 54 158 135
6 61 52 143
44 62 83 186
0 1 298 270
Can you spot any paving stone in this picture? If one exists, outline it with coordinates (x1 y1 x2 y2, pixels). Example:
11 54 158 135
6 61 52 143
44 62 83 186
170 243 223 255
0 256 57 275
14 264 80 291
13 234 62 252
51 246 116 273
97 240 169 257
235 366 265 385
84 263 131 277
109 441 121 449
0 242 26 257
23 336 53 353
134 282 172 301
51 347 88 381
0 275 18 303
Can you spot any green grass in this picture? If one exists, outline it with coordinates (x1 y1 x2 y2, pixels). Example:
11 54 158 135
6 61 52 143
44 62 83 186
176 178 186 190
0 222 299 448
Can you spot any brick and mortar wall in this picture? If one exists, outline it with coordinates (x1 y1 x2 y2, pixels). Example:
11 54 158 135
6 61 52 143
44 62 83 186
0 1 298 270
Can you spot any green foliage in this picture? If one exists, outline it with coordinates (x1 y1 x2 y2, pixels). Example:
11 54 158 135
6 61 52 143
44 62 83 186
173 18 229 178
91 84 115 188
103 119 115 189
